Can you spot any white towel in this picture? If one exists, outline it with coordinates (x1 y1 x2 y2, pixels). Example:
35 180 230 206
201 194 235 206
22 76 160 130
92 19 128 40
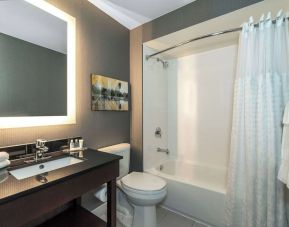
0 160 10 169
94 185 107 202
278 102 289 187
0 152 9 162
283 102 289 124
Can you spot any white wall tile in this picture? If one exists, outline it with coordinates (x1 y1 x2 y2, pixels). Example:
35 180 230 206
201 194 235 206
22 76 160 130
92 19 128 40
168 45 237 169
143 45 237 171
143 46 169 170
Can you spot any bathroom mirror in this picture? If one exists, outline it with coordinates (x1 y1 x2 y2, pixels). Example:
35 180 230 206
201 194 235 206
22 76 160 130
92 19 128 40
0 0 76 128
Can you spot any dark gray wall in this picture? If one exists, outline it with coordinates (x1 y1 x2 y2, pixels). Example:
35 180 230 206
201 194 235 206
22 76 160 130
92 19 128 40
0 0 130 150
141 0 263 42
130 0 263 171
0 32 67 117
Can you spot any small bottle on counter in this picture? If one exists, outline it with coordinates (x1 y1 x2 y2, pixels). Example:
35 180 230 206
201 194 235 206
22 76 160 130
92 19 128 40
74 139 79 148
69 139 74 149
79 139 84 149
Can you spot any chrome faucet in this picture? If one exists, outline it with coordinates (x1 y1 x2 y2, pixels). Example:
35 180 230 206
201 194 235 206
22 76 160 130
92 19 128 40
157 147 169 155
35 139 49 162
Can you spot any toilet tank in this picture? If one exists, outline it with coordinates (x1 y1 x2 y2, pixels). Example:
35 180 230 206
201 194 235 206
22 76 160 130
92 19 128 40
98 143 130 178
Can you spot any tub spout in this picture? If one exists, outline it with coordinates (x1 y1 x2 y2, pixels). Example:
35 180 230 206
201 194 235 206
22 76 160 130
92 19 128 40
157 148 169 155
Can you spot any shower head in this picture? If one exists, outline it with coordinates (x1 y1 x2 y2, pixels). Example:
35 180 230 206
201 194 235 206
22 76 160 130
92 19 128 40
156 58 169 69
145 55 169 69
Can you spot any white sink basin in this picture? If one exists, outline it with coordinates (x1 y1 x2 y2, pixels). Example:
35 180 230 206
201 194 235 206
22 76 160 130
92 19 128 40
10 156 84 180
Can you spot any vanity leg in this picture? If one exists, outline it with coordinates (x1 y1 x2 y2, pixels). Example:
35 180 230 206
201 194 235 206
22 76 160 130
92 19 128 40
107 179 116 227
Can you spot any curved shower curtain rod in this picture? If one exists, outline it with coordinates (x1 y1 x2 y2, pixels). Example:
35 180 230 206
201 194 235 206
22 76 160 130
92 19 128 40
146 16 289 60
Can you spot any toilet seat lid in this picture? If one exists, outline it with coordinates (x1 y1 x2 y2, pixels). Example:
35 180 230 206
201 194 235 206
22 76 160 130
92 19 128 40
121 172 166 192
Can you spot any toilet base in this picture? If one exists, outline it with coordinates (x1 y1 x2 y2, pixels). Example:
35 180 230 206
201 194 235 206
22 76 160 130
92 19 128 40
133 205 157 227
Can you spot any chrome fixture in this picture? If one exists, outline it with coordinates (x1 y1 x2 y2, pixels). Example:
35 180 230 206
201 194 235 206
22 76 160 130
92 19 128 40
157 147 169 155
35 139 49 162
146 56 169 69
24 139 50 164
155 127 162 138
36 173 48 184
156 58 169 68
146 16 289 60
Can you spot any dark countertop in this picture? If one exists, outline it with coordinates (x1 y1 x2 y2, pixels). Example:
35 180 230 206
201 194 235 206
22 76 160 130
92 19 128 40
0 149 121 205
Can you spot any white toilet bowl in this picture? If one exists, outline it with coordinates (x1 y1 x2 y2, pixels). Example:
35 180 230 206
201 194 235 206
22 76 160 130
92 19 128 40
120 172 167 227
97 144 167 227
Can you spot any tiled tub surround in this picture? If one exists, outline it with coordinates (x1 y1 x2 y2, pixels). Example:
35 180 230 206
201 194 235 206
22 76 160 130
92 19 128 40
143 45 235 227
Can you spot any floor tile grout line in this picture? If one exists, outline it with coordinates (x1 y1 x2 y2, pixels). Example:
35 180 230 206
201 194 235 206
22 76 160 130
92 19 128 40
157 207 209 227
157 212 169 225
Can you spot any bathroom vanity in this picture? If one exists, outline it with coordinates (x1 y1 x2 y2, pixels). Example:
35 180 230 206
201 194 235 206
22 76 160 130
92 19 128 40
0 149 121 227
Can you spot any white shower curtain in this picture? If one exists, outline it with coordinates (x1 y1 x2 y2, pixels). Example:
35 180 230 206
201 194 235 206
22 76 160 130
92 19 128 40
226 12 289 227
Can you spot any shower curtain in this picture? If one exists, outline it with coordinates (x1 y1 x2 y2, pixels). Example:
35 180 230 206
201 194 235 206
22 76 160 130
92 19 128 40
226 12 289 227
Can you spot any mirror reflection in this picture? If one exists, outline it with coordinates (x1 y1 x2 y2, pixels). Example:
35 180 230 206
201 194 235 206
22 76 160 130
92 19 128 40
0 0 67 117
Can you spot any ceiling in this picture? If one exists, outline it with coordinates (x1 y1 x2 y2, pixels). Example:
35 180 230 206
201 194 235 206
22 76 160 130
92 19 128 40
88 0 195 30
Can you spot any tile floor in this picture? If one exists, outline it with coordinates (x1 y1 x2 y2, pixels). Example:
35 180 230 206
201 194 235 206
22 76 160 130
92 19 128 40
117 206 209 227
156 207 208 227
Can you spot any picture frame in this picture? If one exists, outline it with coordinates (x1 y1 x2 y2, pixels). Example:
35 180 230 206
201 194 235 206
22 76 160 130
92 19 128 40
91 74 129 111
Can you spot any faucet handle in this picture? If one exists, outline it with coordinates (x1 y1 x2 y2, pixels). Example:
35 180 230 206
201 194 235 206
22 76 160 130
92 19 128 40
41 146 49 153
36 139 47 148
157 147 169 154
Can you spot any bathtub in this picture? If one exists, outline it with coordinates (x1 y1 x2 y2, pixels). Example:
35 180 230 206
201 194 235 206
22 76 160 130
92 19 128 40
146 160 227 227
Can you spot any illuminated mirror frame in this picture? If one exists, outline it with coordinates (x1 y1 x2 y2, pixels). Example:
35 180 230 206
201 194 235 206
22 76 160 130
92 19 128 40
0 0 76 128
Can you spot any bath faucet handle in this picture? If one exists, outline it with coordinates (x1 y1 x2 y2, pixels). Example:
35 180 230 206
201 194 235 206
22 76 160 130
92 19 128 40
157 147 169 155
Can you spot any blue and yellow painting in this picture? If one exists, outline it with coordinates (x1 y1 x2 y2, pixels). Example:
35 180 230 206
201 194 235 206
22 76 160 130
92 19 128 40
91 74 129 111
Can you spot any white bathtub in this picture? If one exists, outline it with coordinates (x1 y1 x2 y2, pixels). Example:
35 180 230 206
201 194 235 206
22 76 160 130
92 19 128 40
146 160 227 227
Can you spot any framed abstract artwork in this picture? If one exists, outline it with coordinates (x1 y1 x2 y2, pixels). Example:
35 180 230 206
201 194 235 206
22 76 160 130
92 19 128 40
91 74 129 111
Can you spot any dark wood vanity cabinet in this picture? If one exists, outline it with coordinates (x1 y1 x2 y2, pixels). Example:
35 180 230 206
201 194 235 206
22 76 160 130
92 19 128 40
0 156 119 227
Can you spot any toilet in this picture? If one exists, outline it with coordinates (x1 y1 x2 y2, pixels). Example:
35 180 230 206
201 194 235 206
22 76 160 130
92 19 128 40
98 143 167 227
